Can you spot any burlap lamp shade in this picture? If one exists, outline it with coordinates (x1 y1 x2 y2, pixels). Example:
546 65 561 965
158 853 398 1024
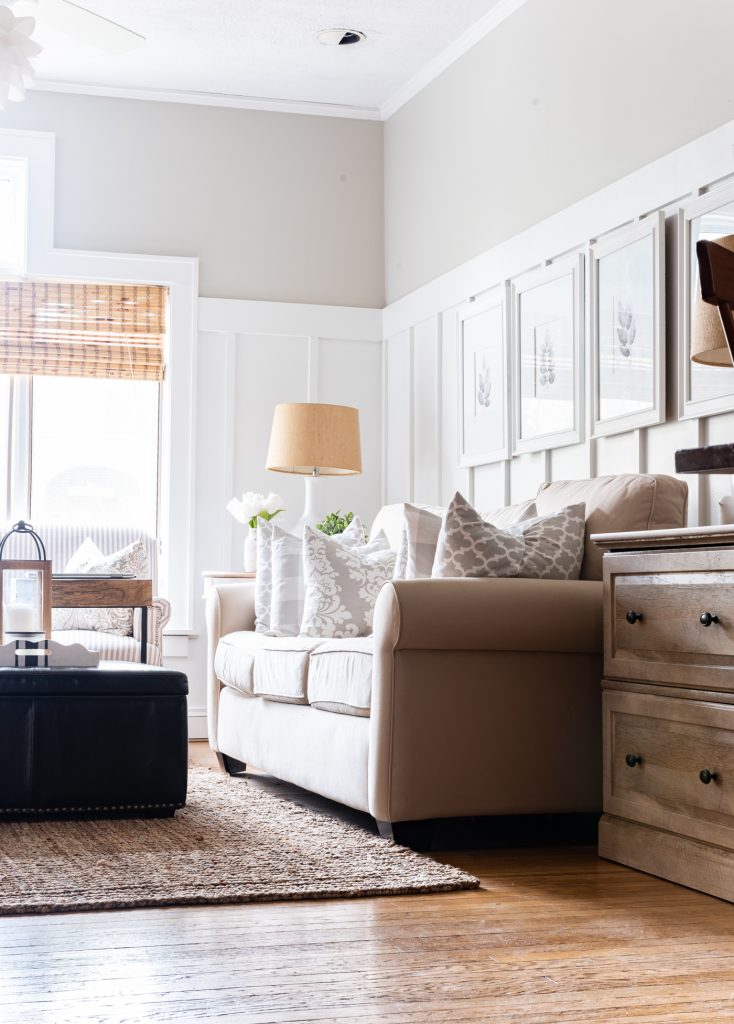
266 403 362 475
691 233 734 367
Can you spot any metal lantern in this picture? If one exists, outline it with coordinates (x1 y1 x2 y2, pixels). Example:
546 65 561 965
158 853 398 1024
0 521 52 643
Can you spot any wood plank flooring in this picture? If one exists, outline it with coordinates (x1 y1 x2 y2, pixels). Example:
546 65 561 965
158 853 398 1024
0 743 733 1023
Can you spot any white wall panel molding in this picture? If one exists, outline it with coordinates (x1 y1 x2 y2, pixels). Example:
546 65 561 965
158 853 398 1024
199 297 382 342
383 117 734 340
382 117 734 525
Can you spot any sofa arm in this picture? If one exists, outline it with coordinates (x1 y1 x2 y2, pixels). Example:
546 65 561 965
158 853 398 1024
372 577 603 655
368 577 604 823
205 582 256 749
132 597 171 653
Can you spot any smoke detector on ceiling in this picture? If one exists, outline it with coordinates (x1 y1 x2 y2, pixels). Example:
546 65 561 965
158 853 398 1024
315 28 365 46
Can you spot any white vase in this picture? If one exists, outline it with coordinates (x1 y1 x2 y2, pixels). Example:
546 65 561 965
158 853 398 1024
243 529 257 572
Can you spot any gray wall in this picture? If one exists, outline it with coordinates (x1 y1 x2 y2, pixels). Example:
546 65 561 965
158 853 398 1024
1 91 385 307
384 0 734 302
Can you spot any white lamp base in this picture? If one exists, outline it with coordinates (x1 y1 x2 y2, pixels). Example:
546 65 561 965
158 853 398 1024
293 473 321 536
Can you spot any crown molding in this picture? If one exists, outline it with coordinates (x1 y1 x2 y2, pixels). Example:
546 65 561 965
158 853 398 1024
379 0 530 120
27 0 530 123
28 79 382 121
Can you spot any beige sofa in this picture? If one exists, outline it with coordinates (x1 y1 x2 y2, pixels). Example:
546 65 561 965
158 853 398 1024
206 474 687 835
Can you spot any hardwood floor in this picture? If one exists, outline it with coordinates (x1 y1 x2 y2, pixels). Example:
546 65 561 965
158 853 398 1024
0 743 732 1023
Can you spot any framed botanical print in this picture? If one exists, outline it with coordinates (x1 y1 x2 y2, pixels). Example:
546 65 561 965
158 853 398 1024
512 254 584 454
458 284 510 467
679 182 734 419
590 212 665 436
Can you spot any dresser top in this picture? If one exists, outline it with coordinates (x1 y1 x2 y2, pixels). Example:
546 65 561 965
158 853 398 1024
592 524 734 552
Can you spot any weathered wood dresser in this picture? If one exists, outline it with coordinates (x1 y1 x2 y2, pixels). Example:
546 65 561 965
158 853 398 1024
594 525 734 902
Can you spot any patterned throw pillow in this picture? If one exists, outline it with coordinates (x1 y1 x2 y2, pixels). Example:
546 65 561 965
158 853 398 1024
395 498 538 580
301 526 397 638
507 503 586 580
255 519 275 633
431 493 526 578
268 516 372 637
53 538 150 636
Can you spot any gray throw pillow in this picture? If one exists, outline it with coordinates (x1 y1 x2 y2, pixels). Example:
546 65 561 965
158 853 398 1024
268 516 372 637
301 526 396 638
431 493 526 578
396 497 538 580
507 502 586 580
255 519 275 633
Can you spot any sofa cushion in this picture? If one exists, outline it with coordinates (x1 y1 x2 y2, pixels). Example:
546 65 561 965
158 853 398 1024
254 636 323 704
308 638 373 717
214 630 273 695
534 474 689 581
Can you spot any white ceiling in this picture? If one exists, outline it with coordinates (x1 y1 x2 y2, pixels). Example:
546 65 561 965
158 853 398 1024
17 0 518 118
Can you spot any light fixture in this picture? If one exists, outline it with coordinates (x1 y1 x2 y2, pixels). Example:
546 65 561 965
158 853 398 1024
315 28 365 46
266 402 362 533
676 238 734 475
0 4 42 111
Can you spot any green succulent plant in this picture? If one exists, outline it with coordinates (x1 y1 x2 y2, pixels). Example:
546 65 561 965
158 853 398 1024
316 510 355 536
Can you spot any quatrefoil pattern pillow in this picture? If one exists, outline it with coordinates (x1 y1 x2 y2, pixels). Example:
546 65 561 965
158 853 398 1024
431 493 526 578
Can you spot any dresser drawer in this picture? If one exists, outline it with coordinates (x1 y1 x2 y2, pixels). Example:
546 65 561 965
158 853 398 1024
605 549 734 689
604 689 734 849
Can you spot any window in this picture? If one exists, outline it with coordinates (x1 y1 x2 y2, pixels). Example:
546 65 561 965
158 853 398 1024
1 279 167 536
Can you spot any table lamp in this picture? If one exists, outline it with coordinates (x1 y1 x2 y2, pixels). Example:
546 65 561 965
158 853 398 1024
266 402 362 533
676 237 734 476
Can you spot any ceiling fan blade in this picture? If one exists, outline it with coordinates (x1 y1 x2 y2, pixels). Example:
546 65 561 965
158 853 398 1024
37 0 145 54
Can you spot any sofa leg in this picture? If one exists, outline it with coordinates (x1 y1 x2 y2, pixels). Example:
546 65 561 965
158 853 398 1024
215 752 247 776
375 819 395 841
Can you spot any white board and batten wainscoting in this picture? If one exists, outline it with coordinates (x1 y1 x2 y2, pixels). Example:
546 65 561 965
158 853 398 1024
382 116 734 530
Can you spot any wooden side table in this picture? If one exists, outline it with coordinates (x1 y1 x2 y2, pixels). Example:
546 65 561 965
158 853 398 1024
52 576 153 663
593 524 734 902
201 571 255 599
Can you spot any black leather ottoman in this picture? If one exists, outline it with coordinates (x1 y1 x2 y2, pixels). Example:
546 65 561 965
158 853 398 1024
0 663 188 816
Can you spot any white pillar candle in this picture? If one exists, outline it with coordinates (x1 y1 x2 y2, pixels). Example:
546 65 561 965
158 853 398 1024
3 603 37 632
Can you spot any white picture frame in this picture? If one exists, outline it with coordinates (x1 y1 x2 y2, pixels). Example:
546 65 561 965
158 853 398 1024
678 181 734 420
458 284 510 467
512 254 584 454
590 212 665 437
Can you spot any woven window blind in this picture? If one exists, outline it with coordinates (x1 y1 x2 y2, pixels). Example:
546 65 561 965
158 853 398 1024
0 279 167 382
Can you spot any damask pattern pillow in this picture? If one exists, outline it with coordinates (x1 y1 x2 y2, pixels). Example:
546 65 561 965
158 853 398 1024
268 516 373 637
53 538 150 636
431 493 526 578
300 526 397 639
508 502 586 580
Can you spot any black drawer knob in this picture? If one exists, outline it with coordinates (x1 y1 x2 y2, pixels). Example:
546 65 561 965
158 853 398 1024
700 769 718 785
626 611 643 624
625 753 642 767
700 612 719 627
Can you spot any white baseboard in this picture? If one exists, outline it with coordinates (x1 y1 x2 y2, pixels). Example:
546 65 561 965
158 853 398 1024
188 706 207 740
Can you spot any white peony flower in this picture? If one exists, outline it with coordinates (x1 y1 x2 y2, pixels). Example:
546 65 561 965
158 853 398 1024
226 491 284 528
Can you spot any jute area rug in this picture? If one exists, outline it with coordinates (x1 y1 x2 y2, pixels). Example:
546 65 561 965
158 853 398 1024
0 768 479 915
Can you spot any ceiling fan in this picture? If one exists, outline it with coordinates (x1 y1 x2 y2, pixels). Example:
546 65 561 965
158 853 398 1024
7 0 145 54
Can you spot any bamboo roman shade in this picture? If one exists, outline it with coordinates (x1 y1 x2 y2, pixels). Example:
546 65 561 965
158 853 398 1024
0 279 167 381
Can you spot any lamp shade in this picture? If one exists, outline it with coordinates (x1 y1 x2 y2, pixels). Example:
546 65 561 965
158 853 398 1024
266 403 362 475
692 233 734 367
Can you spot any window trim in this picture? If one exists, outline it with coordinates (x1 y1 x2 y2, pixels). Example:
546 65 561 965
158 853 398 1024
0 129 199 633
